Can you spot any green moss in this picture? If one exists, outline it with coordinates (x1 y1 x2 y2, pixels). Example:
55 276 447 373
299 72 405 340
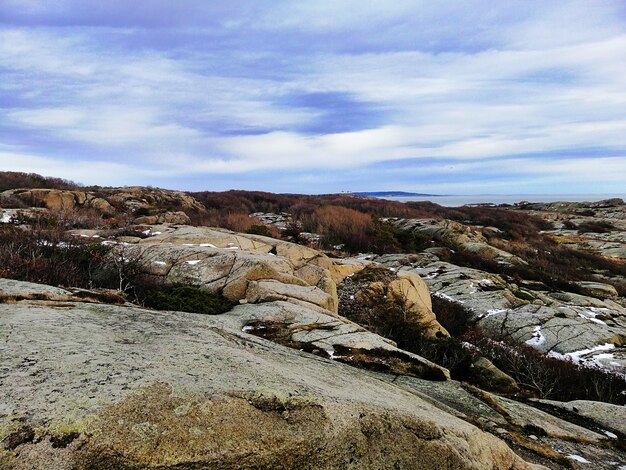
142 283 236 315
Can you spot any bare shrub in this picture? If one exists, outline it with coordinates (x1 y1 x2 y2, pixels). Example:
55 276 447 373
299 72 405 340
465 330 626 404
0 225 112 288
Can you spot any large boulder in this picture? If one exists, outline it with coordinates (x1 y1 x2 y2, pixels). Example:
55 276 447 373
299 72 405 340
338 265 449 338
114 240 338 313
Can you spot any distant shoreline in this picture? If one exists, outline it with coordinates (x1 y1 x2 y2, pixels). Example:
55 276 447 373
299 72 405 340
363 193 626 207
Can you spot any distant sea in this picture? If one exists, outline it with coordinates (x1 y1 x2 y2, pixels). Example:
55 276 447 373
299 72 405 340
376 194 626 207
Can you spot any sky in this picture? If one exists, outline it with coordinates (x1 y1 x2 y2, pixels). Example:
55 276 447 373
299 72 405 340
1 1 626 194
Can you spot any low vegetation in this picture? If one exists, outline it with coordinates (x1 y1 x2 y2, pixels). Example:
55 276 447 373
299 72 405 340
0 172 79 191
136 282 236 315
338 270 625 404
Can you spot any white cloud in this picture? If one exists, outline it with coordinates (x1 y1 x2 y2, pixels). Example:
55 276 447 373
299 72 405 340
0 1 625 192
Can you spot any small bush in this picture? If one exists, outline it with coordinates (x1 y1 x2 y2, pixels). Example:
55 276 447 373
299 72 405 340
245 224 273 237
431 295 473 337
464 329 626 404
577 220 616 233
138 282 236 315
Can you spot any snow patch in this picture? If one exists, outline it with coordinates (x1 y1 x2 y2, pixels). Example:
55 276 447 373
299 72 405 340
482 309 508 319
326 350 342 360
433 292 464 304
525 325 546 347
548 343 616 366
153 261 167 266
567 454 590 463
603 430 618 439
578 309 607 325
186 260 201 265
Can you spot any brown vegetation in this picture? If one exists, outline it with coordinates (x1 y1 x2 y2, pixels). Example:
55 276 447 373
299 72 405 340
0 171 79 191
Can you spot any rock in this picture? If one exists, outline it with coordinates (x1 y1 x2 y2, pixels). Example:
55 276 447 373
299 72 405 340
338 266 448 338
472 357 520 394
329 258 372 283
575 281 618 299
4 187 206 219
396 260 626 372
0 288 543 470
134 211 191 225
0 278 72 297
387 271 448 337
113 228 340 313
245 280 337 312
389 218 524 264
534 399 626 436
381 376 625 469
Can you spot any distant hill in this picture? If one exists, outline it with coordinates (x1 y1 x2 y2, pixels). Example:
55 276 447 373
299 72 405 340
354 191 439 197
0 171 79 191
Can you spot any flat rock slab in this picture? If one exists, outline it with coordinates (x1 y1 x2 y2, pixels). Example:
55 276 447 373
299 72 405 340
0 278 72 297
0 299 539 469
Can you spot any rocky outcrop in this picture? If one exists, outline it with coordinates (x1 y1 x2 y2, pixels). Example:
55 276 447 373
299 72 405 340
115 226 338 313
1 186 208 223
337 264 449 338
1 281 543 470
385 376 625 469
515 199 626 260
104 225 453 379
388 218 524 264
368 256 626 372
3 189 115 214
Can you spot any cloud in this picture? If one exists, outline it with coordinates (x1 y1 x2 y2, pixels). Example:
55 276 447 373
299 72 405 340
0 1 625 193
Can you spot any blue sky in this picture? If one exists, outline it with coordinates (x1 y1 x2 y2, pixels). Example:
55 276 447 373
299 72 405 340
1 1 625 194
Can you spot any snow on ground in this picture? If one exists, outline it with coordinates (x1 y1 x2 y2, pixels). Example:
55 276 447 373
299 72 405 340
567 454 590 463
432 292 464 304
548 343 617 368
578 309 608 325
186 260 201 265
525 325 546 347
481 308 508 319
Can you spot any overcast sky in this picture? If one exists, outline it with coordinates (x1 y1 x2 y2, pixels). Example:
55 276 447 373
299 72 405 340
1 1 625 194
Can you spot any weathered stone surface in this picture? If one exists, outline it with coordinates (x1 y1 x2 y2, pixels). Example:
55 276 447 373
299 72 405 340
329 258 372 283
385 259 626 372
575 281 618 299
0 278 72 297
134 211 191 225
388 377 625 470
472 357 519 394
0 291 542 470
337 266 448 338
114 240 338 313
388 218 524 264
7 189 116 214
533 399 626 436
517 199 626 260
